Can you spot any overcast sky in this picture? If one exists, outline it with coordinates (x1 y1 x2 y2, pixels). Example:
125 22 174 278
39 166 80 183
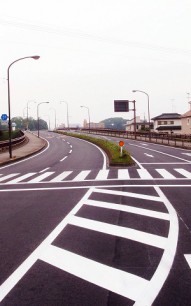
1 0 191 128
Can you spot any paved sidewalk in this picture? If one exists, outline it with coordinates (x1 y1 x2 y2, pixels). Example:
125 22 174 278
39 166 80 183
0 131 47 166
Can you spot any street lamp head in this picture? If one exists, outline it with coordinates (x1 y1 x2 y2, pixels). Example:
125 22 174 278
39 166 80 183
32 55 40 60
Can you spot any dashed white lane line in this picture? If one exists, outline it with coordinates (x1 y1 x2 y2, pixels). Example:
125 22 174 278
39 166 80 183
69 150 72 154
39 167 50 173
60 156 68 162
144 153 154 158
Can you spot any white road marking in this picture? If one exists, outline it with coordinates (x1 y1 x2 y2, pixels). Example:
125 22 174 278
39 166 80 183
182 153 191 156
129 143 191 164
144 153 154 158
72 170 91 181
69 215 167 249
137 169 153 179
85 199 170 220
184 254 191 268
6 173 36 184
156 169 176 179
39 245 149 301
39 167 50 173
0 173 19 182
174 168 191 179
69 150 72 154
50 171 72 182
95 170 109 180
28 172 54 183
70 145 72 148
60 156 68 162
118 169 130 179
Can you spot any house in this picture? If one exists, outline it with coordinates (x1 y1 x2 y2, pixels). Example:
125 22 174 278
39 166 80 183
125 116 153 132
181 102 191 134
151 113 182 134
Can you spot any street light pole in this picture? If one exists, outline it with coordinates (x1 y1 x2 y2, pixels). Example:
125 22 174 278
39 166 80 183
132 89 151 141
27 101 36 130
7 55 40 158
60 101 69 129
80 105 90 132
37 102 49 137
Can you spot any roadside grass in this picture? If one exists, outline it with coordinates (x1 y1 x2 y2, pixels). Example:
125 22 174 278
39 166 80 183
0 130 23 141
56 131 134 166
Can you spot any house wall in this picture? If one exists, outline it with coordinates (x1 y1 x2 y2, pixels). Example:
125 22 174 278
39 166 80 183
181 117 191 134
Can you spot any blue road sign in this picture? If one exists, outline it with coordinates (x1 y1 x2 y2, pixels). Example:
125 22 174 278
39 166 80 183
1 114 8 121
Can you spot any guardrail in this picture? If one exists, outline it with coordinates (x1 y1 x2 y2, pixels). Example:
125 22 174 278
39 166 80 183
60 128 191 149
0 132 26 152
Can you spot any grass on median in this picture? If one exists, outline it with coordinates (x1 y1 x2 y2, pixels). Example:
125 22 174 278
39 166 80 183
56 131 134 167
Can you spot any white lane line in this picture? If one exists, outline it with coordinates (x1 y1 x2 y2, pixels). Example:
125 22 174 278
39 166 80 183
95 170 109 180
184 254 191 268
155 169 176 179
141 163 189 165
39 245 149 301
137 169 153 179
118 169 130 179
70 145 72 148
94 188 162 202
182 153 191 156
174 168 191 179
69 215 167 249
67 142 70 145
60 156 68 162
28 172 54 183
0 173 19 182
72 170 91 181
6 173 36 184
50 171 72 182
39 167 50 173
144 153 154 158
69 150 72 154
85 200 170 221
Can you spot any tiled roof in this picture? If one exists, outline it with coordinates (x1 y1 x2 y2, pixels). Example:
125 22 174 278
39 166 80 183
151 113 181 120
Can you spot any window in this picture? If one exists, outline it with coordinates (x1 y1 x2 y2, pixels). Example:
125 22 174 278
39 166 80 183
170 121 174 124
158 121 162 125
164 121 167 125
187 118 190 125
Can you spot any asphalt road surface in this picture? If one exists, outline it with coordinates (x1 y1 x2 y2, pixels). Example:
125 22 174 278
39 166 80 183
0 131 191 306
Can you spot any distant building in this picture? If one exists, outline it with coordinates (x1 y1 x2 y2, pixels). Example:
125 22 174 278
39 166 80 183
83 120 105 129
181 102 191 134
125 116 153 132
151 113 181 134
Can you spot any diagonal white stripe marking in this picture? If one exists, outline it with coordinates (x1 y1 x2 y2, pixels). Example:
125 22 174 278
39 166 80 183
184 254 191 268
137 169 153 179
95 170 109 180
85 200 170 220
72 170 91 181
6 173 36 184
93 188 162 202
69 215 167 249
28 172 54 183
155 169 176 179
0 173 19 182
174 168 191 179
39 245 149 301
50 171 72 182
118 169 130 179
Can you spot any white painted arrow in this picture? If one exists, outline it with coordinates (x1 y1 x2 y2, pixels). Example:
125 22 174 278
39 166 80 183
182 153 191 157
144 153 154 158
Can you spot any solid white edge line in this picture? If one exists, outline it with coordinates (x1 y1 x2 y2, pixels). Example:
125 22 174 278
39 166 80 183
184 254 191 268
